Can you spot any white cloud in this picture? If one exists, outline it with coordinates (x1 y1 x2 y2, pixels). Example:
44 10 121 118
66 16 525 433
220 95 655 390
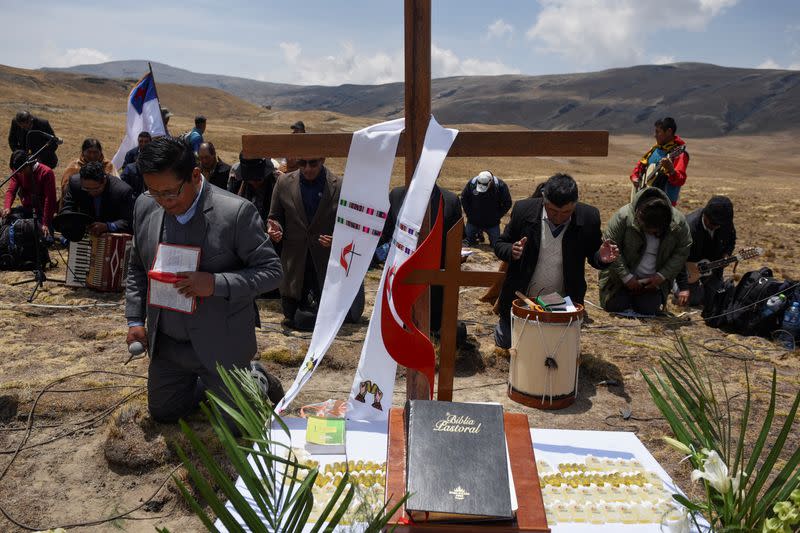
756 58 800 70
757 58 781 69
432 44 520 77
41 45 111 68
280 42 301 64
698 0 739 15
273 42 519 85
652 55 676 65
275 41 401 85
526 0 740 67
487 19 514 40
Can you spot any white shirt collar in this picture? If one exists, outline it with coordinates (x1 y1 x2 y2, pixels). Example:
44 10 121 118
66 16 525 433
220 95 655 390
175 178 205 225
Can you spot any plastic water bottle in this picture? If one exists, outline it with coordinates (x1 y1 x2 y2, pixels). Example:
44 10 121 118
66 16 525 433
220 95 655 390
762 294 786 318
781 302 800 350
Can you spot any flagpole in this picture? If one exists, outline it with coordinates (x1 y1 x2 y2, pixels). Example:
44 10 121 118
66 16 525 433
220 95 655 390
148 62 168 134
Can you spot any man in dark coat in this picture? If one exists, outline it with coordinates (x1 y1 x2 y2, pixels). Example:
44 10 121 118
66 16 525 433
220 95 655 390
675 196 736 307
122 131 152 167
7 111 59 169
237 156 279 225
493 173 618 348
381 184 463 333
461 170 512 246
198 142 232 190
60 161 135 235
120 161 146 200
268 157 341 326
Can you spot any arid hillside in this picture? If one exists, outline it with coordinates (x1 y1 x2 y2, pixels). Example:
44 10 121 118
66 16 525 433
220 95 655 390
49 60 800 136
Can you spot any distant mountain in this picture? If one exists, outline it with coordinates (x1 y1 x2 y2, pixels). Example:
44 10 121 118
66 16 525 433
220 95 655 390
46 60 800 137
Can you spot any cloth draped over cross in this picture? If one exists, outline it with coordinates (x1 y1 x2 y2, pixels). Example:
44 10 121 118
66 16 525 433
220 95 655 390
275 117 457 420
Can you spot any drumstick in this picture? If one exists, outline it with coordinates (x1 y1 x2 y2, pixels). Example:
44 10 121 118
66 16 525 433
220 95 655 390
515 290 538 309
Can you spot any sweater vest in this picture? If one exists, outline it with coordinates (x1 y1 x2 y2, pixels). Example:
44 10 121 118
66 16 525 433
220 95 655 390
527 222 566 298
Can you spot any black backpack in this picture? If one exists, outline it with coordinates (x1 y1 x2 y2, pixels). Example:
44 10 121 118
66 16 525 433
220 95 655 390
0 219 50 271
728 268 791 336
702 278 736 329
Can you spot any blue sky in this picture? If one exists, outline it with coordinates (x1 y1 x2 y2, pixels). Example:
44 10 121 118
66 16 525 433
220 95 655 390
1 0 798 85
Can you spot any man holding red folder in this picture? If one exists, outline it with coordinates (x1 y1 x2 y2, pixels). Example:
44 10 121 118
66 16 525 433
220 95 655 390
125 137 284 424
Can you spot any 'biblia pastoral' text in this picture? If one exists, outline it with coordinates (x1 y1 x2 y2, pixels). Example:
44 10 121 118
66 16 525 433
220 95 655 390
433 413 482 434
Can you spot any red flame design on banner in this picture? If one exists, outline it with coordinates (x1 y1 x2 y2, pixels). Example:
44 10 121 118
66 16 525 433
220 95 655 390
381 199 444 399
340 241 354 270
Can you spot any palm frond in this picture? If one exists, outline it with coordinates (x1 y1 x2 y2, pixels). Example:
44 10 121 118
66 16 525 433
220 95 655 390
168 365 407 532
642 337 800 531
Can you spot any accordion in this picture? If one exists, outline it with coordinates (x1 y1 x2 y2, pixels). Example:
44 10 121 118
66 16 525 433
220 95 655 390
66 233 132 292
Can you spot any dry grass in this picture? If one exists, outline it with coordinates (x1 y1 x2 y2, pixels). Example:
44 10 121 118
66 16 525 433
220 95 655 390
0 63 798 531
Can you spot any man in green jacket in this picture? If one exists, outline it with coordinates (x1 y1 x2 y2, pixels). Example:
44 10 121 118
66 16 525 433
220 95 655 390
599 188 692 315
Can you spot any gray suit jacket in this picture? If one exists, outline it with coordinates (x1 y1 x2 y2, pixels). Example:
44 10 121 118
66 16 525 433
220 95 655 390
125 181 283 368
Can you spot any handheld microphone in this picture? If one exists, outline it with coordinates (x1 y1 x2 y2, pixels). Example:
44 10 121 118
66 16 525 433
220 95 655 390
124 341 146 365
128 341 145 356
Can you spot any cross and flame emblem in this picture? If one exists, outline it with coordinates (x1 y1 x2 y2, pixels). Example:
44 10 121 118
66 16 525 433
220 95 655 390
339 240 362 276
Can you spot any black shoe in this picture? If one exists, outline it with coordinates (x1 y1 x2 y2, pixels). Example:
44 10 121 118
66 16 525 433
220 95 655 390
293 308 318 331
456 321 467 348
250 361 285 405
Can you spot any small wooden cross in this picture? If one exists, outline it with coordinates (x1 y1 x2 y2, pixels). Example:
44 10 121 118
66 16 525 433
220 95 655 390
242 0 608 401
403 218 504 401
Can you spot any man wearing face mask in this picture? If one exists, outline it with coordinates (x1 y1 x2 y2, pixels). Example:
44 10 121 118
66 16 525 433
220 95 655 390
493 173 619 349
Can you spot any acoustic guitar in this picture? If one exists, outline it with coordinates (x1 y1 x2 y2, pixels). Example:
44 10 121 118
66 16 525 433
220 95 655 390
630 145 687 202
638 144 686 191
685 246 762 284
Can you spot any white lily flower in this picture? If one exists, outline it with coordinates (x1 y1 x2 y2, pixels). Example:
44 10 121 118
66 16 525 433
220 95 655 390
731 470 746 496
662 436 692 456
691 449 732 494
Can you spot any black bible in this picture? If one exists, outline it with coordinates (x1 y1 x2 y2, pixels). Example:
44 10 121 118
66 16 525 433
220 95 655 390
405 400 514 522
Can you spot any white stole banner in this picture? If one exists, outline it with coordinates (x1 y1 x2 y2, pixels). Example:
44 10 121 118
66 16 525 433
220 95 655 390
275 118 405 415
347 116 458 421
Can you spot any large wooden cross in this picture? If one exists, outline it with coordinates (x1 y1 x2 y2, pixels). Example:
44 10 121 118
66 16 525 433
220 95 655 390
402 219 505 400
242 0 608 402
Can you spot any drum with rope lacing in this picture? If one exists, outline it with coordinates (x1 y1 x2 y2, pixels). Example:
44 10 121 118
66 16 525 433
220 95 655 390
508 298 584 409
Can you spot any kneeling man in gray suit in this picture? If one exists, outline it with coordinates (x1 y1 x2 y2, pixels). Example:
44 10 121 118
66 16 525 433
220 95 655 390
125 137 284 423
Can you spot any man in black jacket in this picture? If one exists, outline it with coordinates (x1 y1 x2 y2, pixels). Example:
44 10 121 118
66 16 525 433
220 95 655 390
119 161 146 200
122 131 152 167
381 184 463 333
493 173 618 348
198 142 232 190
675 196 736 307
7 111 59 169
237 155 278 225
461 170 512 246
60 161 135 235
120 132 152 199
